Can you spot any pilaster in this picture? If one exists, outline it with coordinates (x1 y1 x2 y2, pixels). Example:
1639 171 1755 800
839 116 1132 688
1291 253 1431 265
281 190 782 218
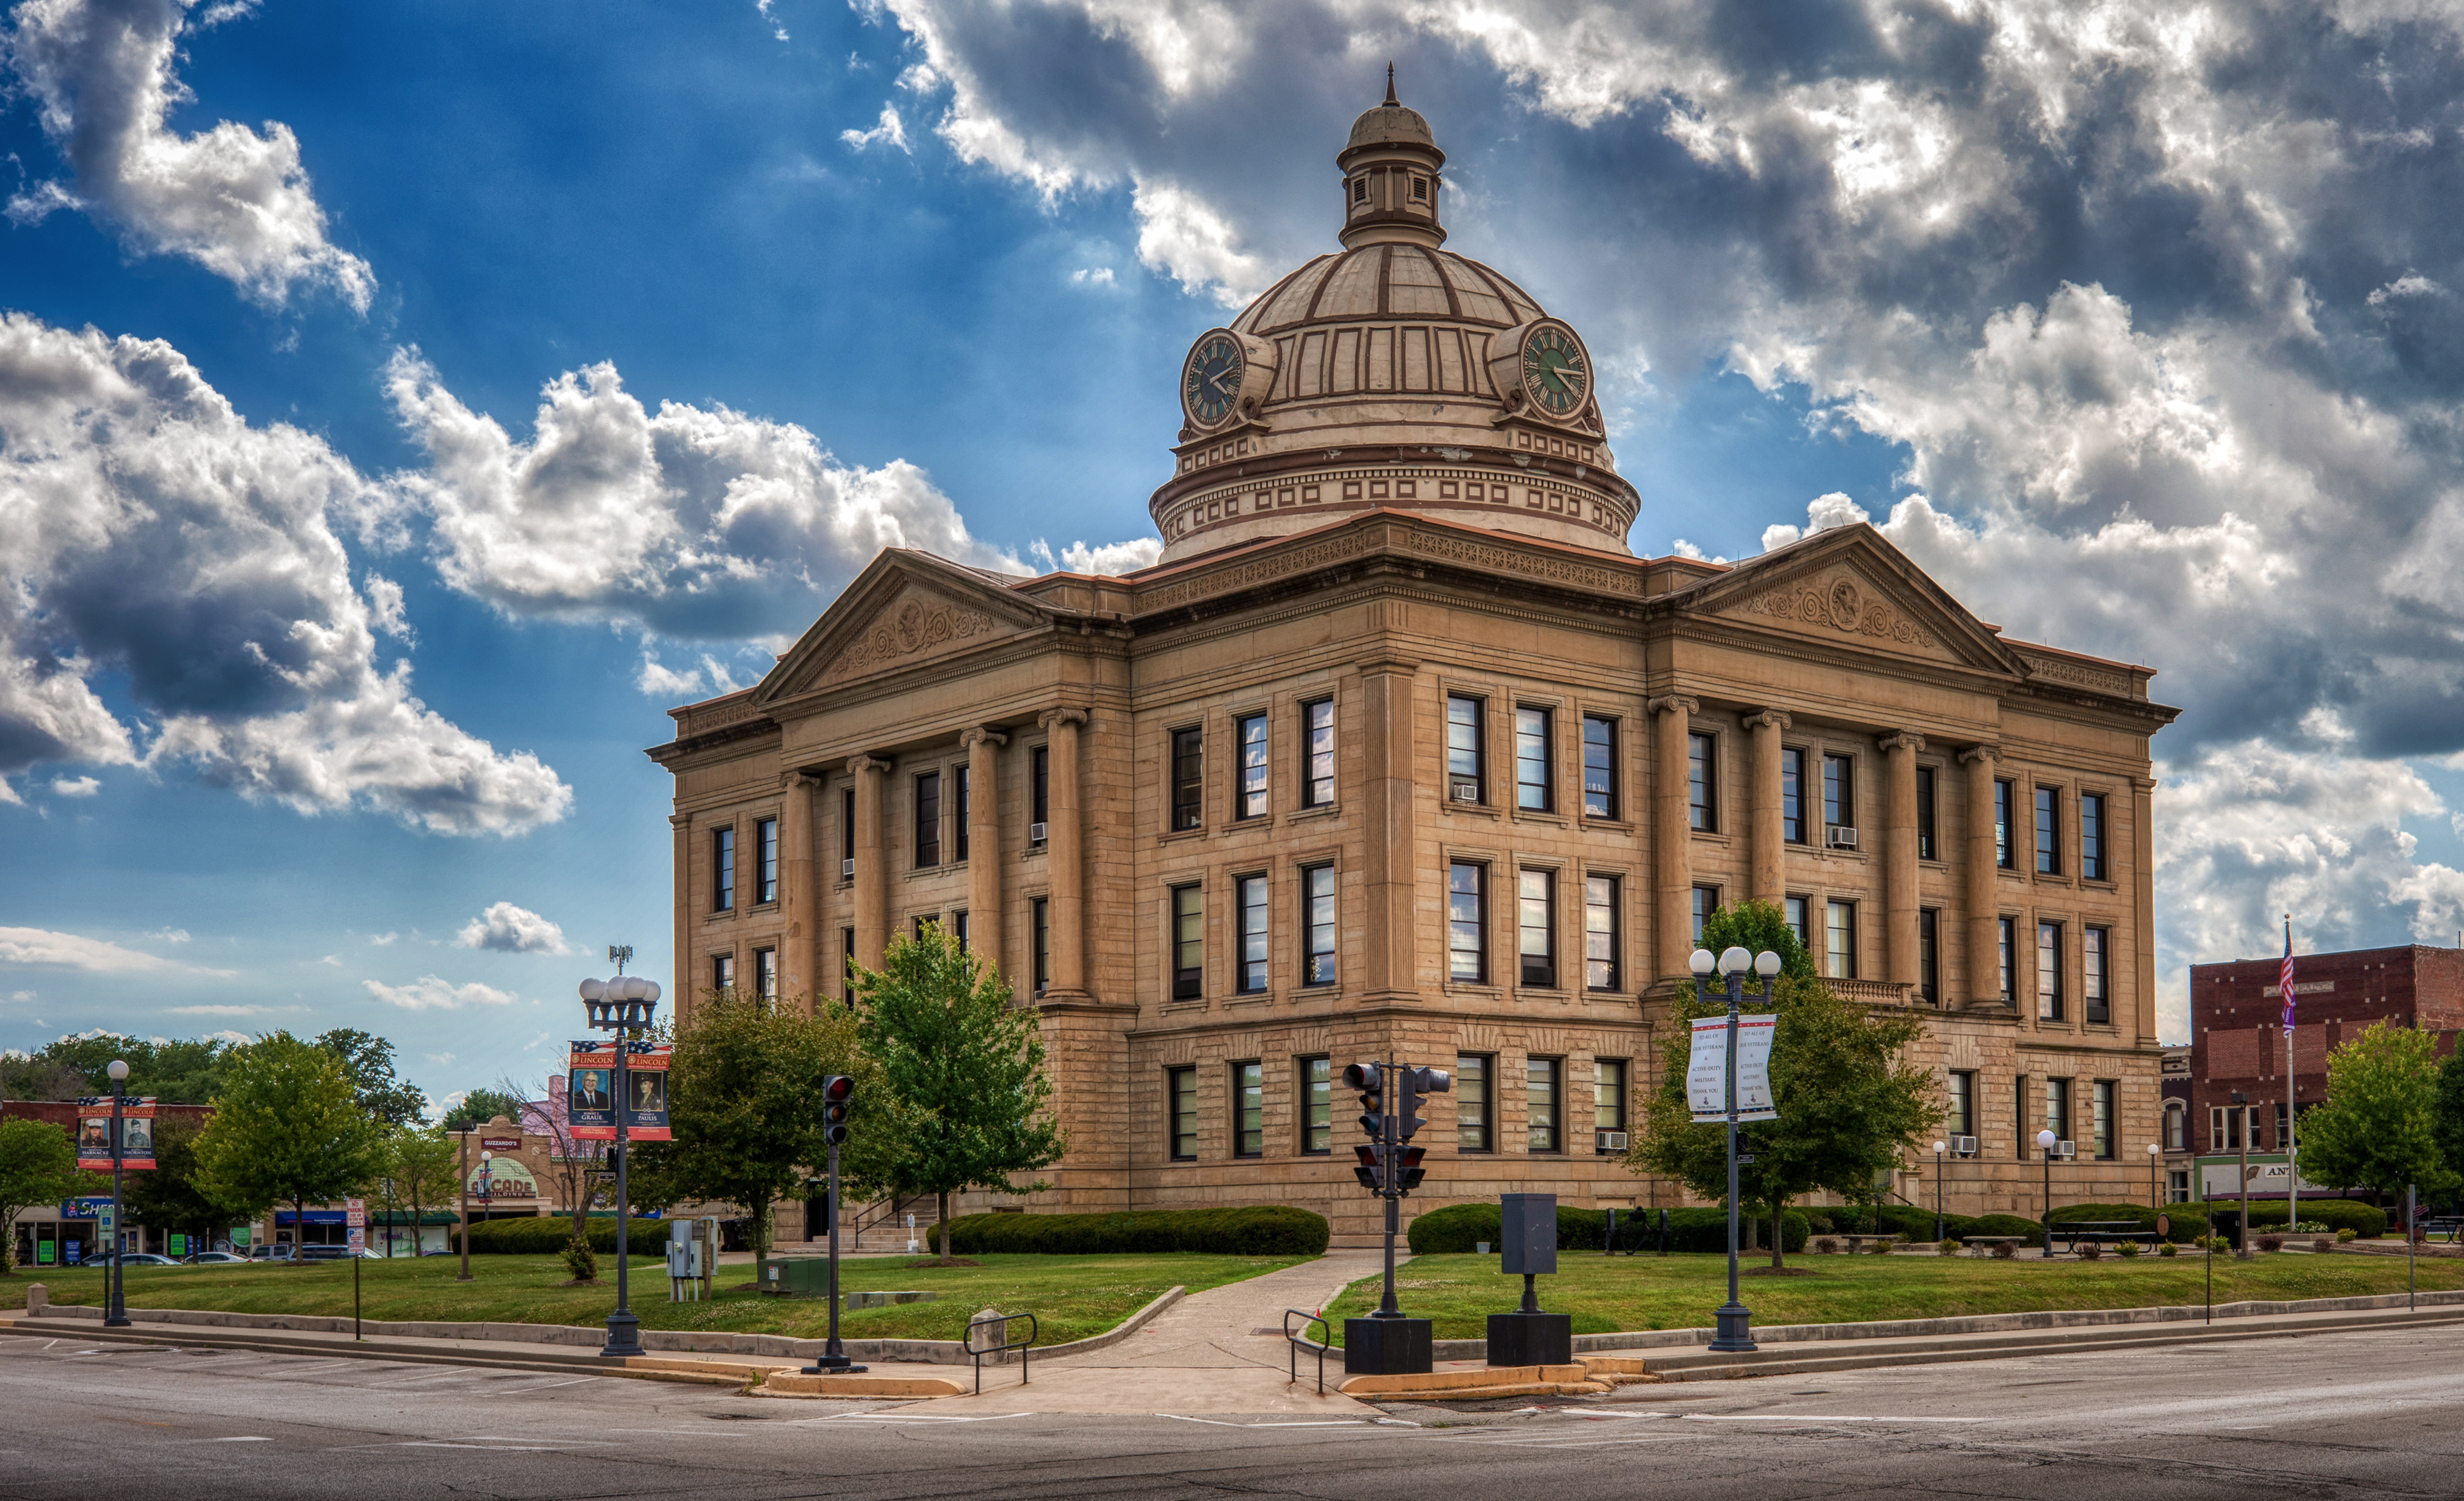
848 755 890 972
1039 707 1091 1000
962 727 1008 977
1648 694 1699 978
1881 732 1924 987
1959 745 2002 1008
1745 709 1790 907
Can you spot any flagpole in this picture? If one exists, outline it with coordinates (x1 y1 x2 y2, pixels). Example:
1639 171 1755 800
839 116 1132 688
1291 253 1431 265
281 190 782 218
2284 916 2298 1236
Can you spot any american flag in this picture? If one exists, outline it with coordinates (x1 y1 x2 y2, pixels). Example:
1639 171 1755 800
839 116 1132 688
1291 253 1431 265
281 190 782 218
2280 916 2296 1038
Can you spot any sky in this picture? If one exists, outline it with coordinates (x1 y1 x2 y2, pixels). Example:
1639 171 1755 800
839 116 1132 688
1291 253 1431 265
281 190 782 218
7 0 2464 1103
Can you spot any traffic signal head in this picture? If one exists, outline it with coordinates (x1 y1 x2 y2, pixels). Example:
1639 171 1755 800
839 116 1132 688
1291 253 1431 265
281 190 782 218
1398 1065 1451 1141
1351 1144 1384 1193
1343 1061 1385 1138
822 1074 854 1145
1396 1144 1427 1193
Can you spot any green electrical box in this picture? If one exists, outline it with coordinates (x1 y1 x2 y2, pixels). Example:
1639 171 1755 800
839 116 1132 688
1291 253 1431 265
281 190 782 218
759 1257 832 1298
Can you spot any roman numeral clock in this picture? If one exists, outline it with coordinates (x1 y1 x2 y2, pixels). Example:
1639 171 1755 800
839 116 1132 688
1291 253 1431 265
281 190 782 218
1179 328 1279 436
1486 317 1597 429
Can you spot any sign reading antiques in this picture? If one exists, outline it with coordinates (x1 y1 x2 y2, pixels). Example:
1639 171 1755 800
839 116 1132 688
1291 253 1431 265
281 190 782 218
1687 1015 1778 1123
569 1041 671 1142
75 1096 156 1170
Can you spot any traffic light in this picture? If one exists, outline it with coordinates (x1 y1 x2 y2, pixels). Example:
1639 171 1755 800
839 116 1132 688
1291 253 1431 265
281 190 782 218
822 1074 854 1145
1395 1144 1427 1193
1342 1062 1385 1140
1399 1065 1451 1143
1352 1144 1385 1193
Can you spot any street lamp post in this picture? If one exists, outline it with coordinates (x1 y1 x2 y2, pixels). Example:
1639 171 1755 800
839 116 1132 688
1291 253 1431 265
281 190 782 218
2037 1128 2058 1258
1932 1141 1948 1243
456 1125 474 1282
105 1059 129 1328
2147 1142 2162 1210
580 958 659 1360
1693 944 1780 1355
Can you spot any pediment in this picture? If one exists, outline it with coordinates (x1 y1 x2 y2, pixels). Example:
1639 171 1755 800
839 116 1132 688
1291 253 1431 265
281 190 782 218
754 551 1047 705
1680 524 2027 678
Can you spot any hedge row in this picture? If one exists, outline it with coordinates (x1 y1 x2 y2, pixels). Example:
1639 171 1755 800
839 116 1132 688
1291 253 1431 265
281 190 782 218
928 1206 1329 1256
1406 1201 1811 1255
2178 1198 2386 1238
461 1215 666 1254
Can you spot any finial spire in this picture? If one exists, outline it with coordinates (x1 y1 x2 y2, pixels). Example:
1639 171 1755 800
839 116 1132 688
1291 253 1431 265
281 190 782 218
1385 62 1397 106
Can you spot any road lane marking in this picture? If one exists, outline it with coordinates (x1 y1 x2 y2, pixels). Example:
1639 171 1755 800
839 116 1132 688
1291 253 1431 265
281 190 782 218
1157 1416 1370 1428
1680 1414 1985 1423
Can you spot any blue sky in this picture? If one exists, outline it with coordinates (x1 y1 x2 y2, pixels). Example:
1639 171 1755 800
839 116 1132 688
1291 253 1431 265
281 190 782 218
9 0 2464 1099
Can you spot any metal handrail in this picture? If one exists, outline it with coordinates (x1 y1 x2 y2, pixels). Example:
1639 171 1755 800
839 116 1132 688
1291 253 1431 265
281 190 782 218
966 1310 1038 1395
1284 1308 1333 1395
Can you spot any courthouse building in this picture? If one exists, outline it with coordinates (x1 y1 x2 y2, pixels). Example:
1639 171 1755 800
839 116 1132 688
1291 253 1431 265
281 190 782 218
650 87 2178 1238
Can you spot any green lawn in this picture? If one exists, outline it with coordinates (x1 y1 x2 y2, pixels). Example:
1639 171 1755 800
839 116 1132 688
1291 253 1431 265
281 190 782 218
1319 1250 2464 1343
1 1252 1300 1348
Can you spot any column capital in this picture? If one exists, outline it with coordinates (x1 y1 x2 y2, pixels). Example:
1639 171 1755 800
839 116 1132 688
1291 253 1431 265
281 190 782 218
1038 706 1090 732
1879 730 1927 754
1646 694 1701 718
845 754 891 778
783 770 823 790
1957 743 2000 766
1743 709 1792 732
959 726 1010 751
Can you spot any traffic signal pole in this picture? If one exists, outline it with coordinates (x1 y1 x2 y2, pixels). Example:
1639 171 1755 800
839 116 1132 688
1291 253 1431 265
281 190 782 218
805 1075 863 1374
1375 1053 1401 1320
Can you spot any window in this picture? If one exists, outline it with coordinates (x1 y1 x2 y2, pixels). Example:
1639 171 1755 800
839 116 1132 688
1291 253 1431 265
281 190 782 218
1233 1063 1263 1157
1410 174 1428 201
914 772 941 868
1784 895 1810 953
1351 175 1368 204
1919 908 1940 1004
1447 862 1487 983
2168 1168 2192 1203
2084 927 2111 1024
1236 712 1269 820
1302 864 1337 986
1171 884 1203 999
1236 875 1269 993
1302 1057 1331 1155
1997 916 2016 1001
753 947 777 999
1826 899 1858 979
841 928 855 1001
1692 885 1719 943
1823 752 1854 832
1031 898 1050 995
713 953 735 992
2081 792 2107 880
953 909 968 953
1781 747 1807 843
1584 875 1620 991
756 817 778 904
1916 766 1938 860
2164 1102 2185 1152
1994 779 2015 869
712 826 736 912
1946 1069 1974 1138
2044 1077 2071 1147
955 766 970 863
2273 1102 2289 1151
2035 787 2060 875
1445 694 1483 802
913 914 935 942
2210 1105 2241 1151
841 786 856 873
1171 728 1203 832
1031 745 1050 839
1527 1057 1562 1153
1304 699 1335 807
1594 1059 1627 1148
1688 732 1716 830
2037 922 2063 1020
1518 870 1556 987
1515 707 1553 811
2016 1075 2029 1160
1457 1054 1492 1152
1581 715 1616 818
1167 1067 1197 1160
2093 1080 2115 1160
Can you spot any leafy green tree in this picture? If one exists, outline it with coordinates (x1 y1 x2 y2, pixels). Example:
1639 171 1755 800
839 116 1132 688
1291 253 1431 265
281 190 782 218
2429 1046 2464 1201
0 1117 80 1273
374 1125 460 1257
3 1034 232 1103
124 1115 243 1255
2299 1022 2459 1202
440 1088 526 1132
314 1029 429 1127
1629 900 1940 1267
193 1033 387 1245
856 925 1065 1265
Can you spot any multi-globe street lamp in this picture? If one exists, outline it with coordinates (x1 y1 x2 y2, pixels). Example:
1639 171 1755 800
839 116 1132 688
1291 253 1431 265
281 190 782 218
1931 1139 1948 1243
1690 944 1781 1355
105 1058 130 1327
2037 1128 2059 1257
577 963 659 1360
2147 1141 2162 1210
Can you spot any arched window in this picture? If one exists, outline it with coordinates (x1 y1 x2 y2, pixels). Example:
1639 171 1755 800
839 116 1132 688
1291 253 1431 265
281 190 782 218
2163 1101 2185 1151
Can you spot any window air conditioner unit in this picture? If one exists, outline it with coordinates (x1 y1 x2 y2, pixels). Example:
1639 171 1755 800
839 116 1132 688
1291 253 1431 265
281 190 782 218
841 858 854 879
1029 821 1048 844
1596 1130 1630 1152
1952 1135 1978 1157
1451 782 1482 803
1826 825 1860 850
2057 1140 2078 1159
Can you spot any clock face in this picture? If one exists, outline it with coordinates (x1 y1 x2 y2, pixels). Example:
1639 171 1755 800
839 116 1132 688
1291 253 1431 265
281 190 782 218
1520 323 1591 417
1182 333 1245 428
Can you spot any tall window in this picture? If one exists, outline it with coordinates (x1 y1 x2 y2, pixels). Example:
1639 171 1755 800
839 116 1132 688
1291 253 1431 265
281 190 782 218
1527 1058 1562 1153
755 816 778 904
1302 864 1337 985
1781 747 1807 843
2035 787 2060 875
2081 792 2107 880
1918 908 1940 1004
1447 862 1486 983
1171 884 1203 999
1518 870 1556 987
1171 728 1204 832
1916 766 1938 860
713 953 735 992
2044 1077 2071 1146
753 947 777 1000
914 914 936 942
1784 895 1810 953
2037 921 2063 1020
2016 1075 2029 1160
842 786 856 874
1031 898 1050 995
953 909 968 953
914 772 941 868
1167 1067 1197 1161
1692 885 1719 943
1997 916 2016 1001
1515 707 1553 811
1825 899 1857 979
1031 745 1050 839
841 928 855 1001
2079 925 2111 1023
1994 779 2015 869
1594 1058 1627 1150
1688 732 1716 830
955 766 970 862
2092 1080 2115 1160
2211 1105 2242 1151
712 826 736 912
1445 694 1483 802
1236 875 1269 993
2164 1103 2183 1151
1946 1069 1974 1138
1823 752 1854 832
1303 699 1335 807
1232 1063 1263 1157
1236 712 1269 820
1457 1054 1492 1152
1584 875 1620 991
1301 1057 1331 1154
1582 715 1616 818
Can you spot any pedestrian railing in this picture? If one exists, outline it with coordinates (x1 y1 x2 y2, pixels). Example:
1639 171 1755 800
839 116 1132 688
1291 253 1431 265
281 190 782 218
967 1310 1038 1395
1284 1308 1333 1395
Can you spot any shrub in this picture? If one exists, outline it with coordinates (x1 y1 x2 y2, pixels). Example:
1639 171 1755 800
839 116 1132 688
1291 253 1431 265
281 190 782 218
1814 1237 1840 1254
1990 1240 2018 1260
561 1239 598 1282
2200 1234 2231 1253
2117 1239 2141 1258
1967 1213 2047 1240
462 1215 664 1255
1937 1238 1961 1255
1866 1238 1892 1254
1804 1211 1836 1234
2337 1227 2358 1243
2256 1233 2283 1252
1409 1203 1807 1255
2314 1236 2335 1253
934 1205 1328 1257
2182 1198 2384 1238
2158 1241 2179 1257
2048 1201 2220 1244
2077 1241 2102 1260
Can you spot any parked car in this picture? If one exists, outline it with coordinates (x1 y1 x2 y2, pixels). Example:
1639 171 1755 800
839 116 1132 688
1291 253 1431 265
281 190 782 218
184 1251 246 1264
244 1244 296 1262
117 1253 180 1265
295 1244 376 1261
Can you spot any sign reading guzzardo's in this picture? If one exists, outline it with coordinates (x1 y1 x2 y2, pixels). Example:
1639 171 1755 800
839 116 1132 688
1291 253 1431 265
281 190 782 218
75 1096 155 1171
569 1041 671 1143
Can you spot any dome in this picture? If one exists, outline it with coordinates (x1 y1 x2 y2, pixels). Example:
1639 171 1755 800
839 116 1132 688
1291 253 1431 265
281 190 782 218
1233 247 1546 336
1345 103 1436 156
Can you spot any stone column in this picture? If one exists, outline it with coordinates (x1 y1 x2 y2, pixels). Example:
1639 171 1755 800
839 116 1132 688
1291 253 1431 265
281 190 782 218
670 813 691 1023
1881 731 1924 987
1648 695 1700 980
847 755 890 972
1745 710 1791 906
1959 745 2000 1006
1039 707 1090 998
2133 776 2159 1046
1359 654 1419 1001
962 727 1007 972
782 772 818 1010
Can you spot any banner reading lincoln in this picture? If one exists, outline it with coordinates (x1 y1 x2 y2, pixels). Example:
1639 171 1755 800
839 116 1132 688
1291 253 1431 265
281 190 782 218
75 1097 156 1171
569 1042 671 1143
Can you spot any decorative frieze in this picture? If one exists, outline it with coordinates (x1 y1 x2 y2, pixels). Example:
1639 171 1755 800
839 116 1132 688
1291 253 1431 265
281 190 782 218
1737 573 1940 651
823 597 1001 682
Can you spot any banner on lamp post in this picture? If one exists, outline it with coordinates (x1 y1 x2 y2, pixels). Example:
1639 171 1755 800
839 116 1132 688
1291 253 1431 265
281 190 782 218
74 1097 156 1170
1686 1015 1779 1124
569 1041 671 1141
623 1043 672 1142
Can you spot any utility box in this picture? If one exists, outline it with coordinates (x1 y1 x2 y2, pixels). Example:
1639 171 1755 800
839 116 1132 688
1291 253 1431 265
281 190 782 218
761 1257 832 1298
1490 1193 1572 1368
1500 1194 1558 1276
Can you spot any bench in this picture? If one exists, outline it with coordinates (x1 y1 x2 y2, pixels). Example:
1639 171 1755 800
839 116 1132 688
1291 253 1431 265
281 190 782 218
2422 1217 2464 1244
2052 1220 2157 1253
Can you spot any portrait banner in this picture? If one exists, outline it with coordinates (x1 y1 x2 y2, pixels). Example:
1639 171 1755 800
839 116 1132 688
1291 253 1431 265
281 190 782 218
568 1042 618 1141
624 1043 672 1142
75 1096 156 1170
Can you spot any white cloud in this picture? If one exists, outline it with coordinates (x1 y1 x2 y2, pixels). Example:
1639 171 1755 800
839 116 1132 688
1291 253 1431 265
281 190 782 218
841 104 910 153
369 931 398 946
163 1003 300 1016
1129 177 1269 306
0 925 218 973
454 901 571 955
3 0 375 310
1029 537 1162 575
364 575 412 641
49 775 99 797
1070 266 1115 286
0 314 571 835
9 991 34 1001
152 928 190 942
635 650 743 700
200 1028 250 1046
362 974 517 1011
317 954 340 966
756 0 787 42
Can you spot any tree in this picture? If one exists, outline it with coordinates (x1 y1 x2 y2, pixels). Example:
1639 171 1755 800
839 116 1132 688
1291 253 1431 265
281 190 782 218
314 1029 429 1127
856 926 1065 1265
493 1071 606 1253
193 1033 387 1246
124 1115 242 1255
1629 900 1941 1267
2299 1022 2459 1203
373 1125 460 1258
1 1033 232 1104
441 1087 526 1132
2430 1046 2464 1202
0 1117 80 1273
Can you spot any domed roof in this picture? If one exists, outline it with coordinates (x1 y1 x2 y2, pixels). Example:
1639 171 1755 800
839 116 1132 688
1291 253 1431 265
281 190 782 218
1232 246 1547 336
1346 102 1435 155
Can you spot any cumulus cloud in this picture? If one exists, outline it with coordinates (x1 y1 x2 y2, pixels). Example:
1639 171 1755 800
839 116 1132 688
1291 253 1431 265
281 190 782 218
0 314 571 834
1129 177 1270 305
3 0 375 310
841 104 910 153
1029 537 1162 575
454 901 571 955
362 974 517 1011
0 925 228 975
50 775 99 797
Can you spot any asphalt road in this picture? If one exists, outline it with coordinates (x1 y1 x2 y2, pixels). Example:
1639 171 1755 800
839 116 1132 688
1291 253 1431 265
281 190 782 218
4 1322 2461 1500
